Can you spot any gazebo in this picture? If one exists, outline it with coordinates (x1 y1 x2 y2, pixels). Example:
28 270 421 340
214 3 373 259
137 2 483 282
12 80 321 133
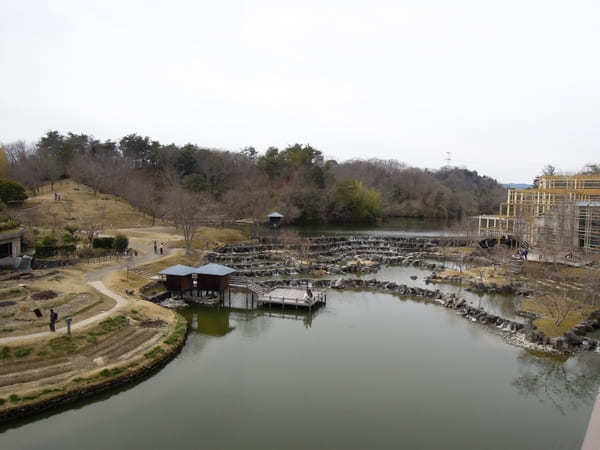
158 264 195 295
267 212 284 228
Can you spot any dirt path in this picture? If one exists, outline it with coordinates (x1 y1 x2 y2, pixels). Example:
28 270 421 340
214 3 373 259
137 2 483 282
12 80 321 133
0 281 129 345
1 227 183 345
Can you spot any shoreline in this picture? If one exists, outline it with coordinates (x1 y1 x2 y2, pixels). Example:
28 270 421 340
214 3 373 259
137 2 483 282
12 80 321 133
0 321 189 426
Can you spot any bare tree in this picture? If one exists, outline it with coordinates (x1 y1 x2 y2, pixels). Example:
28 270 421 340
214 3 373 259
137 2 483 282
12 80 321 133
542 164 557 176
164 186 213 254
4 141 44 193
81 219 103 248
124 176 163 226
69 154 109 197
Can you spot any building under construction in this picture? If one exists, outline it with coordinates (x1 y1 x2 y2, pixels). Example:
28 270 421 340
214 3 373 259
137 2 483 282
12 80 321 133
478 174 600 253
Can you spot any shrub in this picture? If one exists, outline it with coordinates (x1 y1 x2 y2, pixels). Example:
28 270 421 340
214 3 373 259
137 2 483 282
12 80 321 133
0 179 27 204
144 346 165 359
76 247 96 258
0 218 20 232
39 236 58 247
93 237 114 249
99 316 128 332
62 232 76 244
35 243 76 258
0 346 10 359
14 347 32 358
113 234 129 253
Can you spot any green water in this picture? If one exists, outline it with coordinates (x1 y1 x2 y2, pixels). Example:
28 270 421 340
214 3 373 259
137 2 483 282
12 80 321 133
1 288 598 450
292 217 456 237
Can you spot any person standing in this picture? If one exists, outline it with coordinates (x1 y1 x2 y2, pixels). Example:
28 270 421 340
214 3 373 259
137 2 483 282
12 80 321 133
49 309 57 332
153 240 157 254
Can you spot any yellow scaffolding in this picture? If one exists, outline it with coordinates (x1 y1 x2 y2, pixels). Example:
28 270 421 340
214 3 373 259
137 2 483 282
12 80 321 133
477 175 600 252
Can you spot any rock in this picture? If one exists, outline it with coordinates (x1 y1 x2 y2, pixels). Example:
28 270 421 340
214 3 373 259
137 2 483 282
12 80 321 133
565 332 583 346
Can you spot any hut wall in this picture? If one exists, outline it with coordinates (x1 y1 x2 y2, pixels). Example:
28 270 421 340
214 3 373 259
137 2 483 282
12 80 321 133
197 274 230 291
165 274 193 292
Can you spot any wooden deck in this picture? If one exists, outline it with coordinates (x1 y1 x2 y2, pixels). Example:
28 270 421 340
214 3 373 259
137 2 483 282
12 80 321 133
258 288 326 310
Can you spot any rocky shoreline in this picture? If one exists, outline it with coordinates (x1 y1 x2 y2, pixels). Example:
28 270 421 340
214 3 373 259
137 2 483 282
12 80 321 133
257 277 600 355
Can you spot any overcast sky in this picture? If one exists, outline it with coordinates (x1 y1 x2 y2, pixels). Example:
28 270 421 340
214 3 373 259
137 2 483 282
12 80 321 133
1 1 599 183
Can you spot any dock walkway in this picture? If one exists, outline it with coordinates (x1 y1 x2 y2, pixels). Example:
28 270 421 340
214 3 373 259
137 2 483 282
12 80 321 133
258 287 326 310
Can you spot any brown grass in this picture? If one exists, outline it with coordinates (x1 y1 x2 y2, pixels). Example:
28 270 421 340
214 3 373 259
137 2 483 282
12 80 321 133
103 271 149 297
0 267 117 337
167 226 248 249
521 295 596 337
433 266 512 287
439 246 475 257
10 179 155 236
0 303 179 410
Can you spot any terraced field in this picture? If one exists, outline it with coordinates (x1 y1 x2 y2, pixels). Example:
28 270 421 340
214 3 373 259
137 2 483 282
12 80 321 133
0 311 173 411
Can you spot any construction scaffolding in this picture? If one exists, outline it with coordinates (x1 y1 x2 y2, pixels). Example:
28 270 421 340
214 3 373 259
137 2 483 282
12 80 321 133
478 175 600 253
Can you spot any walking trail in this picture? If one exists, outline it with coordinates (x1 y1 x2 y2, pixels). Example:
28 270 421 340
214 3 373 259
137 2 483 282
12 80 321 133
0 231 182 345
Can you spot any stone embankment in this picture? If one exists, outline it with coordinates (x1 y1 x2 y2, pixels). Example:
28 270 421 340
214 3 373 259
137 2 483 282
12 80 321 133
207 236 450 277
257 277 600 354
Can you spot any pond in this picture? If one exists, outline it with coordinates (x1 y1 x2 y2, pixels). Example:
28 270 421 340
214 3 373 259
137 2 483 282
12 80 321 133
1 286 598 450
292 217 460 237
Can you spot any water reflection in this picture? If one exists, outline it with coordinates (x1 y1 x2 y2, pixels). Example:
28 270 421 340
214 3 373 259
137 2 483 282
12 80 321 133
292 218 456 237
180 306 236 337
180 304 320 339
512 352 600 415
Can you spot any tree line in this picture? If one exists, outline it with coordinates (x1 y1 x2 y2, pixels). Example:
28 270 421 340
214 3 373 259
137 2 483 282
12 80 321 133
2 131 508 226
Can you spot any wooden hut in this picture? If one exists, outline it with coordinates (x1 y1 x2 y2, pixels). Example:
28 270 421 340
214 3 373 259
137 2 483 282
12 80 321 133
268 212 284 228
194 263 236 301
159 264 195 295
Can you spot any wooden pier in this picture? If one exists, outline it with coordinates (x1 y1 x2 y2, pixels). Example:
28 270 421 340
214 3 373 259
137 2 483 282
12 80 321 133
258 287 326 311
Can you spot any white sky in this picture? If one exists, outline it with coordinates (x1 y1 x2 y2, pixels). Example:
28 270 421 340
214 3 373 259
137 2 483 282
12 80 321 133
1 0 599 183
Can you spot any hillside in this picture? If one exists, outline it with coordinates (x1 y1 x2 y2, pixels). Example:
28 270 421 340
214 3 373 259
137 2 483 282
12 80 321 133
4 133 508 225
9 180 154 240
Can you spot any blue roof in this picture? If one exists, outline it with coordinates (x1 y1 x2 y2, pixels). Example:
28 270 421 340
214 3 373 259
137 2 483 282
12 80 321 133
159 264 196 276
268 212 284 218
194 263 236 276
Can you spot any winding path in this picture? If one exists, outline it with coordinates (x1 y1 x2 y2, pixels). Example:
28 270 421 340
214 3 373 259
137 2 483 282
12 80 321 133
0 282 129 345
0 230 182 345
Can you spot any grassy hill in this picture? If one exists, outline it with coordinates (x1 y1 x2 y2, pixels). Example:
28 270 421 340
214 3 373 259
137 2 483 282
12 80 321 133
10 180 154 238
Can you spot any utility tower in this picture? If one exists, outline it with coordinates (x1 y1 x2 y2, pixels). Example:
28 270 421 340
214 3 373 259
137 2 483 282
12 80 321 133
443 152 452 168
